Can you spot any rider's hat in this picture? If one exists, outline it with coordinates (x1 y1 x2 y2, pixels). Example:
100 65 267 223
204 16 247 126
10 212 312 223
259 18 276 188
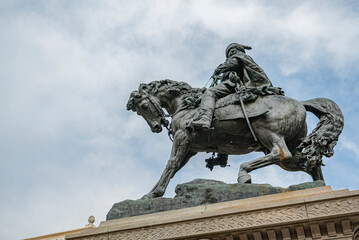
225 43 252 57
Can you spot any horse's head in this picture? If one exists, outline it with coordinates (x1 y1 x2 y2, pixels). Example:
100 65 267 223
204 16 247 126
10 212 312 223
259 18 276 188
127 89 167 133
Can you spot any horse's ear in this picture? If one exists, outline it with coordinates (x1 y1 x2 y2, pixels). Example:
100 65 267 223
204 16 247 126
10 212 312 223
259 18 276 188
139 84 149 93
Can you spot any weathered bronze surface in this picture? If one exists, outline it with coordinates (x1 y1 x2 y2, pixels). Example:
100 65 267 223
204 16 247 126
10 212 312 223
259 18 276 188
127 43 344 199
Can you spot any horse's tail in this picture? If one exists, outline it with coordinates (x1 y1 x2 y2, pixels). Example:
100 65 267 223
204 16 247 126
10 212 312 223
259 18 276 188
298 98 344 172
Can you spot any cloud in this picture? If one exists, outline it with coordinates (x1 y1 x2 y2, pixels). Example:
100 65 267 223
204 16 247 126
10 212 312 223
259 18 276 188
189 1 359 76
338 137 359 160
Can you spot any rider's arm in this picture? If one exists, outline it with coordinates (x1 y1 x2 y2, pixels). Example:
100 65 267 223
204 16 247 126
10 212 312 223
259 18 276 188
214 57 240 74
213 64 223 76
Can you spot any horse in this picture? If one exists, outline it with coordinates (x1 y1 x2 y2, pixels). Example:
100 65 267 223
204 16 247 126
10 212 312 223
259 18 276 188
127 79 344 199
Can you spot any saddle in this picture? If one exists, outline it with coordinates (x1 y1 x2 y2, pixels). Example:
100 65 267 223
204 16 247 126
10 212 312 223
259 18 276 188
214 93 269 120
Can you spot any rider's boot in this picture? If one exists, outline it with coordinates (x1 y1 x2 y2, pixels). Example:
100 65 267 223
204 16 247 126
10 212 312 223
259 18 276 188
191 110 213 130
191 91 215 130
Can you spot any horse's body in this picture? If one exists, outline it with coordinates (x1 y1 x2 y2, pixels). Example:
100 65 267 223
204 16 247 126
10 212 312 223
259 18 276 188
172 95 306 156
127 80 344 199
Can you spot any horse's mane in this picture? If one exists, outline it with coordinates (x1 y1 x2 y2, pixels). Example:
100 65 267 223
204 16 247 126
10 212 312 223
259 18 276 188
139 79 192 95
127 79 205 112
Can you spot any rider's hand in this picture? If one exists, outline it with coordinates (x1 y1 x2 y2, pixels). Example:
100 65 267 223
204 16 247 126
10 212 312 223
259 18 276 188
239 85 246 92
229 71 240 83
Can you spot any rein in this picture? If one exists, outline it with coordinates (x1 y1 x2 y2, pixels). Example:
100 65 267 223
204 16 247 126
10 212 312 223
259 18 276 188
142 92 174 141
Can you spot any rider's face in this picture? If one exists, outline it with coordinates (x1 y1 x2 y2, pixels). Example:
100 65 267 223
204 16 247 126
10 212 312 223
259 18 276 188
228 48 238 57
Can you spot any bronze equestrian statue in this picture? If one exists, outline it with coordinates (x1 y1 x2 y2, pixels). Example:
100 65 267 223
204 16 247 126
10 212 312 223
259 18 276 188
127 43 344 199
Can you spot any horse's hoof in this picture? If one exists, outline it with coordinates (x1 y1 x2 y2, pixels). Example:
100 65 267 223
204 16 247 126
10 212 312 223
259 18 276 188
237 174 252 184
141 193 153 200
141 190 164 199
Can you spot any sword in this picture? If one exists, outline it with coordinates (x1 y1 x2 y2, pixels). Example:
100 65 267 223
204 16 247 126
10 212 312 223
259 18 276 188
231 72 258 142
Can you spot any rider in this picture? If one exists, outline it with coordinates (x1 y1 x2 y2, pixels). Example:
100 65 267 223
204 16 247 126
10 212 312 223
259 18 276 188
191 43 274 130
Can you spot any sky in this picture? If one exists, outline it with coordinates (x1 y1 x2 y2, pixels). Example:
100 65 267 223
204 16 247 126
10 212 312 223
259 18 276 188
1 1 359 239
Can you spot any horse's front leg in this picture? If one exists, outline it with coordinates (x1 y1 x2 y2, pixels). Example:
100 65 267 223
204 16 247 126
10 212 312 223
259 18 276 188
142 129 194 199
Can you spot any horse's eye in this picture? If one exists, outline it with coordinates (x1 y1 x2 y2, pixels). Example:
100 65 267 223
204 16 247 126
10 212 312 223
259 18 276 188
142 103 149 110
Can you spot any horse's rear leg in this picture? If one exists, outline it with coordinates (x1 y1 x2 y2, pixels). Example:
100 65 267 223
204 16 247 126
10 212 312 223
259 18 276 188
142 130 196 199
309 164 325 182
238 138 292 183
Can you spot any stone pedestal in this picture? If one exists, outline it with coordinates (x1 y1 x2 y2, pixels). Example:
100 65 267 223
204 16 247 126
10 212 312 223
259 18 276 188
66 186 359 240
107 179 325 220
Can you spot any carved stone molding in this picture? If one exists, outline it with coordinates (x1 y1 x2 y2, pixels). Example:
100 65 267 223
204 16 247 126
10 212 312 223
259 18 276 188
353 224 359 240
307 196 359 219
116 206 304 239
104 205 306 240
66 188 359 240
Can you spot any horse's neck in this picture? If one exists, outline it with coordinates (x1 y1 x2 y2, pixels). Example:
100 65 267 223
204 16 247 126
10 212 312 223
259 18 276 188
157 93 182 116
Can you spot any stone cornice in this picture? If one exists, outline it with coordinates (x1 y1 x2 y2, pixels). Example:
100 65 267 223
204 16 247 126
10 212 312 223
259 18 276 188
66 187 359 240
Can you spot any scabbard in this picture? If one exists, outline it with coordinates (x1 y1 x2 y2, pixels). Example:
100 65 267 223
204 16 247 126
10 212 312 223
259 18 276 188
236 83 258 142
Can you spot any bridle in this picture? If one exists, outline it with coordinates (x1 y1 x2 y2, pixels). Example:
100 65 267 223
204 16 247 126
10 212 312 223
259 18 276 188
139 92 174 141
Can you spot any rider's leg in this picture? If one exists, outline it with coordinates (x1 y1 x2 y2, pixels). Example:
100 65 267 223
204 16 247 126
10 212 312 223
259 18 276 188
191 90 215 129
192 81 235 130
